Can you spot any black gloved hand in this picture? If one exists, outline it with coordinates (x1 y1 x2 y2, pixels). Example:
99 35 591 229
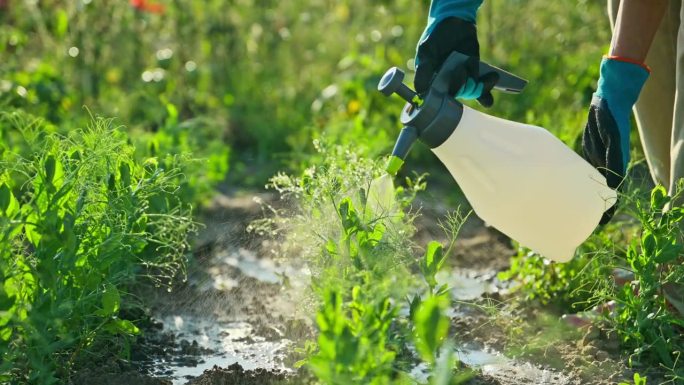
414 17 498 107
581 57 649 225
582 97 625 225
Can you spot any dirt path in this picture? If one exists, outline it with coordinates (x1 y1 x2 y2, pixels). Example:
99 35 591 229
76 189 634 385
132 192 314 384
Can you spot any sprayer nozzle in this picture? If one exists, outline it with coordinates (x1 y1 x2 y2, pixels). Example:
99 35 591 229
387 126 418 176
385 155 404 176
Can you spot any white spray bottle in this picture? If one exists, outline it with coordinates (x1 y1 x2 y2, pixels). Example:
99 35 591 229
378 52 616 262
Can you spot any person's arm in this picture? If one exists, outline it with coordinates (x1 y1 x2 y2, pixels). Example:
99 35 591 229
581 0 668 224
610 0 668 63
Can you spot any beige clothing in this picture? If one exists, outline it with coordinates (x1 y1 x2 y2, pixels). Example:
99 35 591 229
609 1 684 314
609 0 684 202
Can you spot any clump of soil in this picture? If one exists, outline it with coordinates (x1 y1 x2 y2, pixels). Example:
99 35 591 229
185 363 313 385
69 358 171 385
128 316 217 375
464 376 502 385
67 313 199 385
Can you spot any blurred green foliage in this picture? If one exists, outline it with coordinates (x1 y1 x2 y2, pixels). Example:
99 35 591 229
478 0 611 143
0 0 423 173
0 0 618 177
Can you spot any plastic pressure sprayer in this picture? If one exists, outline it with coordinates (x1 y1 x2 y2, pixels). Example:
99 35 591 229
378 52 617 262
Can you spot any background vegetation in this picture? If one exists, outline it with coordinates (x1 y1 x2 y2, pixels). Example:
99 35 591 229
0 0 616 175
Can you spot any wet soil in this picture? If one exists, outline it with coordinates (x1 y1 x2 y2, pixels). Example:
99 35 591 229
74 187 636 385
71 367 171 385
184 363 314 385
413 189 634 385
135 191 314 384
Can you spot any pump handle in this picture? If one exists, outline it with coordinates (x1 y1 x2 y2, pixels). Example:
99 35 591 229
378 67 419 105
433 51 528 94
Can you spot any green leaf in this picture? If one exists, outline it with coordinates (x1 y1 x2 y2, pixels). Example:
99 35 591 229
107 173 116 192
338 198 359 234
105 319 140 335
293 359 308 369
0 289 15 311
324 238 337 257
45 155 56 185
376 297 393 321
24 211 42 246
0 183 9 213
132 215 147 233
642 231 656 257
335 326 359 366
421 241 445 290
100 285 120 316
70 150 81 162
654 242 681 264
426 241 445 273
0 326 11 341
366 223 385 245
650 185 669 211
351 286 360 302
413 294 450 364
434 284 450 297
0 183 19 217
408 294 422 320
119 162 131 188
634 373 647 385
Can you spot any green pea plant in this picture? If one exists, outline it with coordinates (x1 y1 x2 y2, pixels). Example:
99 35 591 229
255 142 472 385
0 111 196 384
619 372 648 385
606 183 684 370
498 179 684 378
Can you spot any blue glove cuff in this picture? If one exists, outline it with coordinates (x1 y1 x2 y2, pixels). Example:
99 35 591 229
595 57 649 110
594 57 650 167
418 0 484 46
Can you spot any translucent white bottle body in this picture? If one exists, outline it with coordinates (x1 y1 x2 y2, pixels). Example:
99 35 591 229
431 106 617 262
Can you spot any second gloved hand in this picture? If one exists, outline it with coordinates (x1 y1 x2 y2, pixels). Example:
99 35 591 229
582 57 649 224
414 16 498 106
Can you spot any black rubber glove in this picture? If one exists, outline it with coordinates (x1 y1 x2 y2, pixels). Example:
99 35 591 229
414 17 498 107
581 57 649 225
582 97 625 225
